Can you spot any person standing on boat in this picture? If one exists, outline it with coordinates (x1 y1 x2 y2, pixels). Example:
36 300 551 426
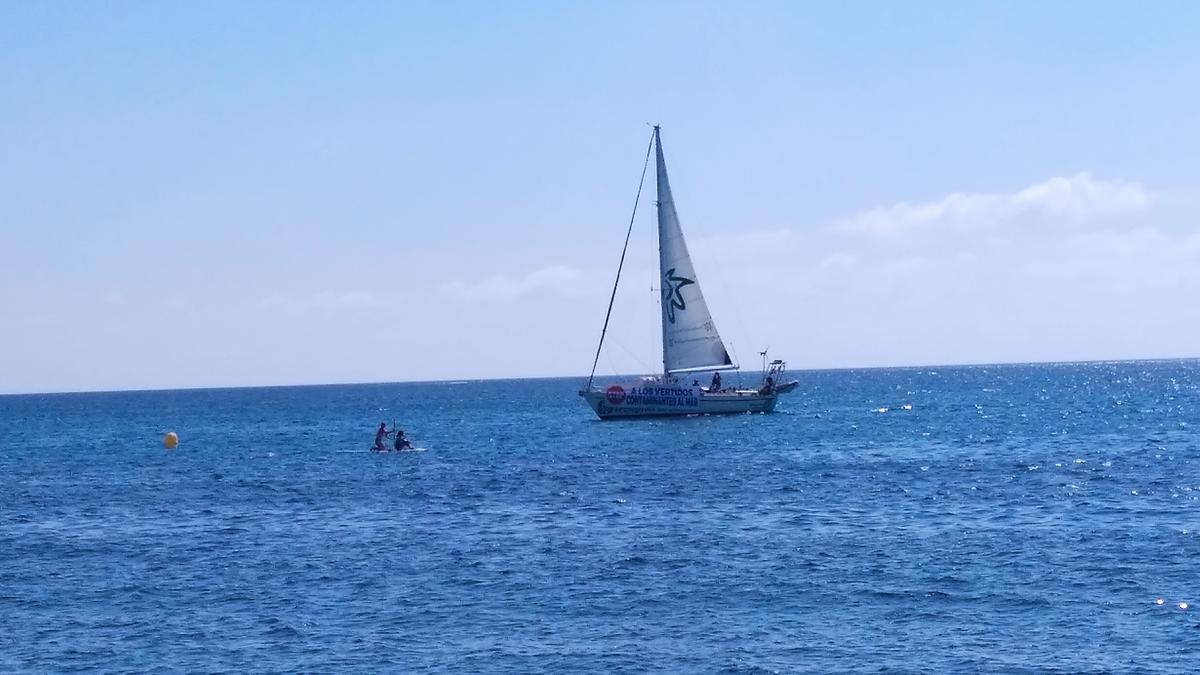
374 422 391 451
710 371 722 392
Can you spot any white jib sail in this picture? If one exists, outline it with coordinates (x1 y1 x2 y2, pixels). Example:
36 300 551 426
654 127 735 374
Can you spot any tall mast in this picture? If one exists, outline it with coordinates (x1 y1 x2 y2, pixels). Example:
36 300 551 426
654 126 668 378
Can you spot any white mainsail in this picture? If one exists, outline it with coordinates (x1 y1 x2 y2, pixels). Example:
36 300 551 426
654 127 734 374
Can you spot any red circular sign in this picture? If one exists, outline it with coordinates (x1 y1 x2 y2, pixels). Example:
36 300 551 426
605 385 626 405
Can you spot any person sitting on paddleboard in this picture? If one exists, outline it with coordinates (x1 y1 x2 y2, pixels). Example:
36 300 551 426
394 429 412 451
374 422 391 451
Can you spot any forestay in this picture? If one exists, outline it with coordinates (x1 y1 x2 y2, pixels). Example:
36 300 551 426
654 127 735 374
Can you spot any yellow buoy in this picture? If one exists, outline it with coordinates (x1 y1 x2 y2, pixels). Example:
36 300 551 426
163 431 179 449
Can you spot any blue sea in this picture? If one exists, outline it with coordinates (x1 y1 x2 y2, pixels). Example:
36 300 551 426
3 360 1200 673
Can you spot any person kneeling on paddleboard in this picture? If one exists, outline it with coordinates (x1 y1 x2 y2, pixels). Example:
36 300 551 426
374 422 391 452
394 429 413 451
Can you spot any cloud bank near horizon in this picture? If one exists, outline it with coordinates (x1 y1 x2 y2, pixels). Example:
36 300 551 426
3 171 1196 394
838 172 1151 236
672 171 1198 375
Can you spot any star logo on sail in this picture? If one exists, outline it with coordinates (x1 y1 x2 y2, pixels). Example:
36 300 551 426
662 268 694 324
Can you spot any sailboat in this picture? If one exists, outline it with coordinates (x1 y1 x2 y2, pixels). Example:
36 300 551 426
579 126 796 419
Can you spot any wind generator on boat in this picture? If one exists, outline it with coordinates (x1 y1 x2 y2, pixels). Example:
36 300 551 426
579 126 797 419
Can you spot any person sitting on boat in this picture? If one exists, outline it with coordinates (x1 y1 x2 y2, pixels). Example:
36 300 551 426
760 375 775 395
394 429 413 451
374 422 391 452
710 371 722 392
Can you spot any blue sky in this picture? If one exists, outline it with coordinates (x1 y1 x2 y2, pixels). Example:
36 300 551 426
2 2 1199 393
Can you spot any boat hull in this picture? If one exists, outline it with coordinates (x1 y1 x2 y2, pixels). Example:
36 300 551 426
773 379 799 394
579 387 777 420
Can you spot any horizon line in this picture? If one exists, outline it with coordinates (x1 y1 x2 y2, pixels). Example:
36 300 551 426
2 354 1197 398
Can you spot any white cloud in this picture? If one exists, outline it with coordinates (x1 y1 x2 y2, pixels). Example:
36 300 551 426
311 291 399 311
262 290 401 313
692 228 796 258
441 265 586 303
839 172 1150 236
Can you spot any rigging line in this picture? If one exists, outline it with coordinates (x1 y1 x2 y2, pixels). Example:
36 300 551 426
586 129 656 390
606 333 656 376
